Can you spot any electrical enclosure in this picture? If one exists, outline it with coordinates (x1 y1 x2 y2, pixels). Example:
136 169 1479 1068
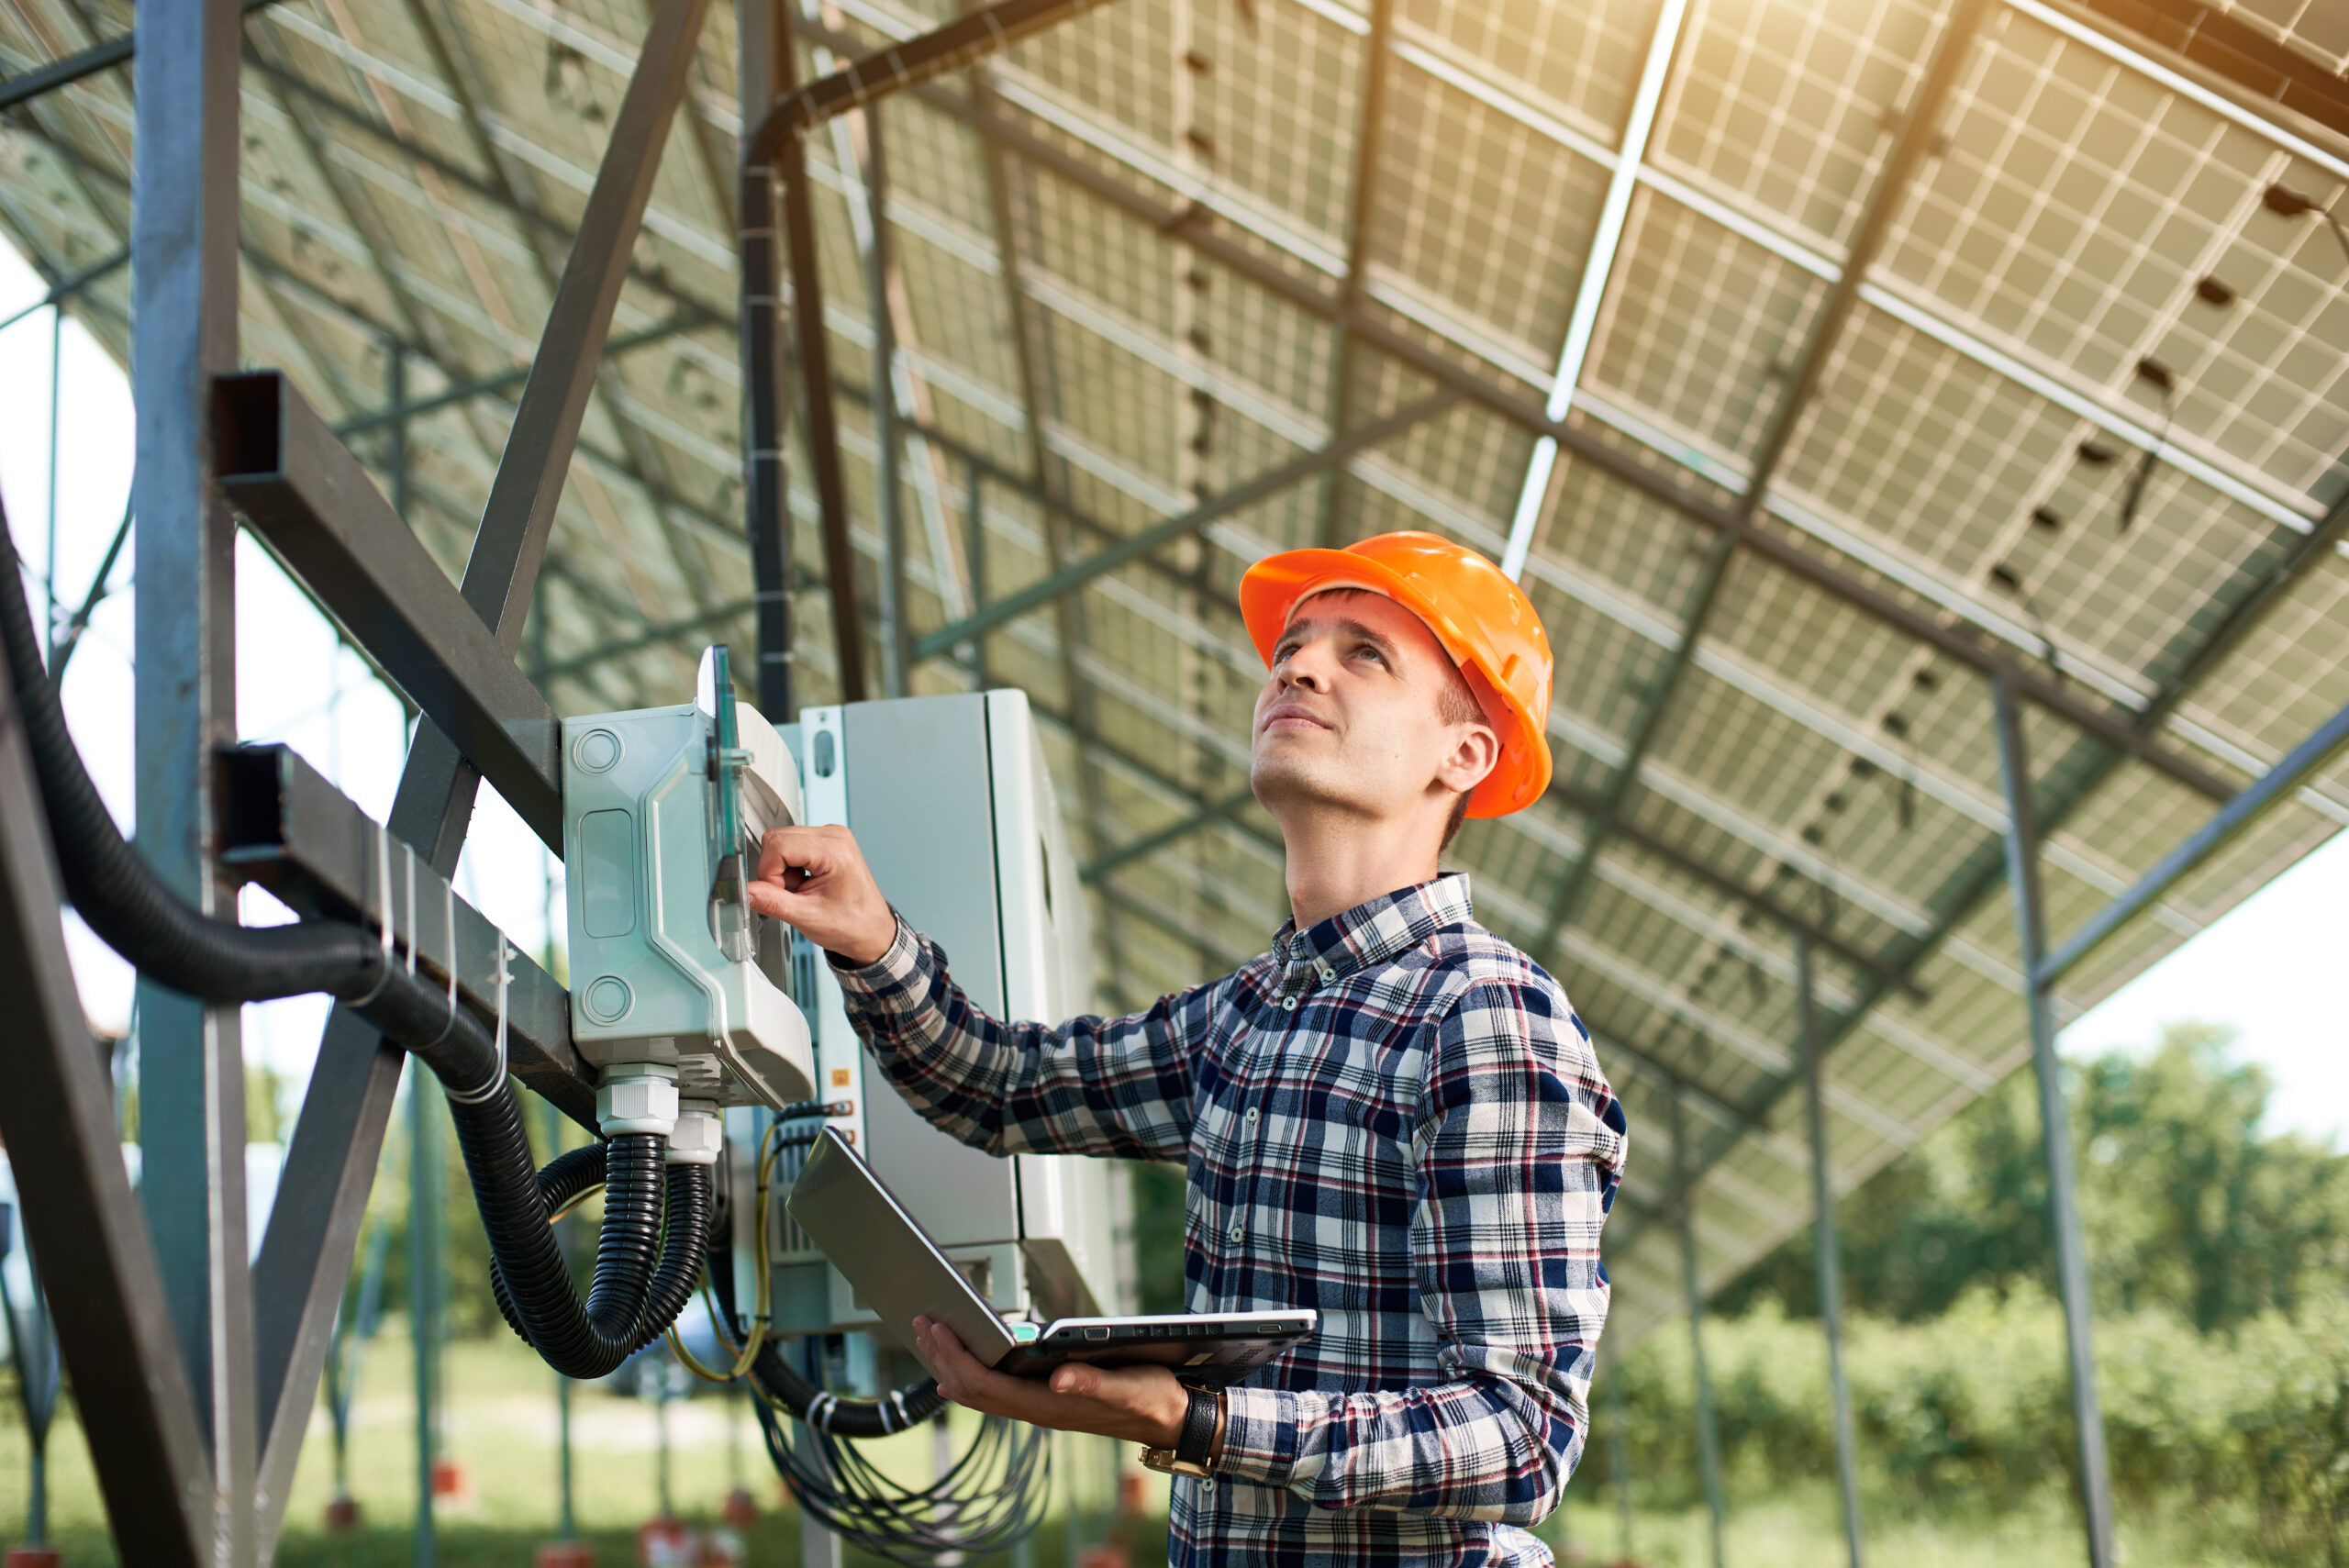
560 694 817 1110
734 691 1136 1344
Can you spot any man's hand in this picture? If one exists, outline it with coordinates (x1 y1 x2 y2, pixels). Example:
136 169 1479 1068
748 825 896 966
911 1317 1189 1448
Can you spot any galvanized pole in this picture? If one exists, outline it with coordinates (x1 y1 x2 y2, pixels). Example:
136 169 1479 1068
410 1066 443 1568
740 0 796 719
1670 1084 1727 1568
866 103 911 698
1607 1362 1633 1562
42 306 60 663
130 0 252 1556
1797 933 1865 1568
1992 677 2117 1568
964 459 987 687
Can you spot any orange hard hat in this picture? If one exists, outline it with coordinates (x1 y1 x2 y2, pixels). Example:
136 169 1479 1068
1238 531 1553 817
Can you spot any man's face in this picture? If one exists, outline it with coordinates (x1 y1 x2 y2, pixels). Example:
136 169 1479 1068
1249 590 1492 822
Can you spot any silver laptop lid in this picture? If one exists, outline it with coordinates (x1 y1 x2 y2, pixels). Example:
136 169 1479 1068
785 1128 1019 1371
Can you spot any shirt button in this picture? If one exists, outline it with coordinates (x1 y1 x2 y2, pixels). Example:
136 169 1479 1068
1319 967 1335 983
1243 1106 1259 1125
1227 1222 1243 1243
1200 1478 1216 1496
1281 996 1297 1012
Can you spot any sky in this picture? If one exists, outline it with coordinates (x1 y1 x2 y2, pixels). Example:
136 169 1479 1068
0 240 2341 1150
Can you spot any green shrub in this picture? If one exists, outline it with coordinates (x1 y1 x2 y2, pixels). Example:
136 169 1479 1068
1588 1289 2349 1563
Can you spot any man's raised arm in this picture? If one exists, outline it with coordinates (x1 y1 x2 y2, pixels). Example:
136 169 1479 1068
751 825 1209 1163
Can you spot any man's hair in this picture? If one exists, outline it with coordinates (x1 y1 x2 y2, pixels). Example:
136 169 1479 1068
1296 590 1486 850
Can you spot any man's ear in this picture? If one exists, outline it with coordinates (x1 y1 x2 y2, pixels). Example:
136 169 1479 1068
1435 721 1501 799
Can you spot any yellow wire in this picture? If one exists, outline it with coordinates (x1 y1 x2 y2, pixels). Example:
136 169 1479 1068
667 1117 791 1383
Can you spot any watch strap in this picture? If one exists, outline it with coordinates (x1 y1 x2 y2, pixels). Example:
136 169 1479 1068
1174 1383 1219 1468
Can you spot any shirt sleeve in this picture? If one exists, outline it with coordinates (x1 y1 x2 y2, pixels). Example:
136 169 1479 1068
1212 971 1626 1523
828 913 1210 1162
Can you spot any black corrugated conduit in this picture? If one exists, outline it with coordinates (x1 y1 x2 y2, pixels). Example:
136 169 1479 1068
0 516 699 1379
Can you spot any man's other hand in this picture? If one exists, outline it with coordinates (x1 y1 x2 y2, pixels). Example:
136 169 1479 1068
748 825 896 966
912 1317 1189 1449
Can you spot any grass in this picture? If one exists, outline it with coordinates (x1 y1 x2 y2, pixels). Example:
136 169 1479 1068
0 1329 2274 1565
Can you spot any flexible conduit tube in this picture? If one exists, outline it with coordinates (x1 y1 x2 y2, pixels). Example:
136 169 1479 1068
0 521 701 1378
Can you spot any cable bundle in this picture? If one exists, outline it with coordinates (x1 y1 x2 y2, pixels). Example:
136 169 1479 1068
749 1350 1052 1568
0 508 703 1379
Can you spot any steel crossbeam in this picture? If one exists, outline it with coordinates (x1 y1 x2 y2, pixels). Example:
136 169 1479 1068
216 743 598 1128
0 609 212 1563
215 373 565 848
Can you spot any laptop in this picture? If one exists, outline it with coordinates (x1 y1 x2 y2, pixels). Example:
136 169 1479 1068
786 1128 1314 1385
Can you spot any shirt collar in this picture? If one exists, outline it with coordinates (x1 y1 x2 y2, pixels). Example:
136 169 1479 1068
1269 873 1475 990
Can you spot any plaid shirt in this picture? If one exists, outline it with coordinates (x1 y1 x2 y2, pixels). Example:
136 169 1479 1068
833 873 1626 1566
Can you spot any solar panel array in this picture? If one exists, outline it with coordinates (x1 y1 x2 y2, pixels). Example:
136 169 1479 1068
2 0 2344 1343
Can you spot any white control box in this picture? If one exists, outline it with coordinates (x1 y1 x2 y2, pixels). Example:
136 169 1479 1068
732 691 1135 1338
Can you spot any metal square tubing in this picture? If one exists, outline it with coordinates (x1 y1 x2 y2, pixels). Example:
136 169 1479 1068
0 615 210 1563
1671 1084 1728 1568
129 2 252 1557
2037 695 2349 987
214 373 564 849
216 743 596 1129
1992 677 2117 1568
1798 934 1865 1568
742 0 1122 162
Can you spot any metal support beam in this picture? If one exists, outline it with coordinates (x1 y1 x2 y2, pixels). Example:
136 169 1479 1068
913 391 1457 657
740 0 796 717
216 743 597 1127
1313 0 1397 550
773 2 868 703
867 105 913 696
1992 677 2117 1568
128 4 254 1560
1672 1084 1728 1568
1498 0 1690 577
2040 695 2349 985
743 0 1120 161
215 373 564 848
0 589 211 1562
1798 934 1865 1568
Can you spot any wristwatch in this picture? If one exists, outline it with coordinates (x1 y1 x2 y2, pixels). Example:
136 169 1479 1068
1141 1383 1224 1478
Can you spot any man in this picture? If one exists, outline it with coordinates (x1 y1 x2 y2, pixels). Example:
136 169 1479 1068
750 530 1627 1565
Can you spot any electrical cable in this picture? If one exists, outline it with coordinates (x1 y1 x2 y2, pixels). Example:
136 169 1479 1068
0 517 699 1379
675 1112 1047 1568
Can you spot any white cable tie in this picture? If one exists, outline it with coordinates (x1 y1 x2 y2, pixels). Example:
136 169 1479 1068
447 936 513 1106
346 824 396 1008
807 1391 836 1433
